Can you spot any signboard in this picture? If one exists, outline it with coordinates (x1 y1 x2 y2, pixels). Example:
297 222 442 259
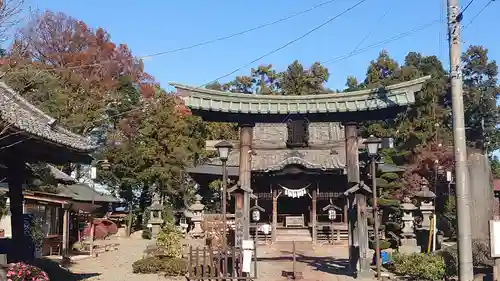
490 220 500 257
234 210 243 248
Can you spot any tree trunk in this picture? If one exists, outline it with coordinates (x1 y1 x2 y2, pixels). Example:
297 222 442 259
467 148 494 242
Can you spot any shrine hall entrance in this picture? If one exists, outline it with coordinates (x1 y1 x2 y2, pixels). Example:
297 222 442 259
276 194 311 228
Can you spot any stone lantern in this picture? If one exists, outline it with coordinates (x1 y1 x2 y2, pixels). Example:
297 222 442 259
188 194 205 239
148 192 164 239
399 197 420 253
415 179 436 230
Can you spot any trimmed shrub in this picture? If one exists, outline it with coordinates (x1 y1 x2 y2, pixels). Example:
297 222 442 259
437 239 491 278
132 256 187 276
369 239 391 250
391 252 445 281
142 228 152 240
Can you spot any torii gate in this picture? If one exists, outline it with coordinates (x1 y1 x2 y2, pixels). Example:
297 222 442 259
170 76 429 278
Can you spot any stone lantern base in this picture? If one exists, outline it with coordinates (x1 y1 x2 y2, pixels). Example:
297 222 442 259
399 238 421 254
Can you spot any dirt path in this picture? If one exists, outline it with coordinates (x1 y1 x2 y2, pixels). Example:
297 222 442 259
68 234 180 281
66 236 369 281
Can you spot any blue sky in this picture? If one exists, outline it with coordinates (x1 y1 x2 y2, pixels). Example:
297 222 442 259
25 0 498 91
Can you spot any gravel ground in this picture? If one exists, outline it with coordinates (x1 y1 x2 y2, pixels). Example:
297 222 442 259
67 233 180 281
66 235 369 281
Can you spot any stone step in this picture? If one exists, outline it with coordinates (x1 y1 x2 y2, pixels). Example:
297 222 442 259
275 228 311 235
275 235 313 242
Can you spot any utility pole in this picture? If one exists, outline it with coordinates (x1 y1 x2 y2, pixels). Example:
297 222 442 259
447 0 474 280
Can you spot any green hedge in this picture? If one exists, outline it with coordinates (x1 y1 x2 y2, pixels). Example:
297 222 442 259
391 252 445 281
132 256 187 276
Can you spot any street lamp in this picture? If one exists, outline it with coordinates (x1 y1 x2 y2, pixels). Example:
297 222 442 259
364 135 382 279
89 159 110 257
215 140 233 265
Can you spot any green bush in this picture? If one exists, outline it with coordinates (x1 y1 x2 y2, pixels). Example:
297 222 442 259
369 239 391 250
437 239 491 278
156 223 183 258
142 228 152 240
391 252 445 281
132 256 187 276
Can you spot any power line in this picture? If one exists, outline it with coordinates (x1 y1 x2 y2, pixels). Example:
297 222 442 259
76 19 442 128
462 0 495 30
458 0 476 21
322 20 440 65
203 0 369 86
339 5 392 65
5 0 340 76
4 19 442 136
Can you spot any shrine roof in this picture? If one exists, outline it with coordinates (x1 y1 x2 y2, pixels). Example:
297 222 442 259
170 76 430 122
203 148 345 173
0 82 96 152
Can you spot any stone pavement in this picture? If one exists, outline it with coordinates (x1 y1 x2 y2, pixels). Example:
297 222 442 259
64 235 373 281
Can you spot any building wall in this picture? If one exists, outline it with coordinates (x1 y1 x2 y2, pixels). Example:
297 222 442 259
253 122 344 143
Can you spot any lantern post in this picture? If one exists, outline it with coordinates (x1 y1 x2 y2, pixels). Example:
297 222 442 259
322 199 341 244
364 135 382 279
215 141 233 255
89 159 110 257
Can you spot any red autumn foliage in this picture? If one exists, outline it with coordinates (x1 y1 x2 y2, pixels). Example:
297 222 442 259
402 142 454 197
10 10 156 97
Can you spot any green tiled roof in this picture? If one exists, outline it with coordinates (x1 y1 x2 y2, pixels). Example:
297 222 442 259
170 76 430 114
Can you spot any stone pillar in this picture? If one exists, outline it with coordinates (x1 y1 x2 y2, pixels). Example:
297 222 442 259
399 198 420 253
312 189 317 244
7 158 24 262
239 123 253 241
272 189 277 243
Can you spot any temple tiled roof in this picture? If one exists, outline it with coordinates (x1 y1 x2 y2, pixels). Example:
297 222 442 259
208 149 345 172
0 82 96 152
170 76 430 115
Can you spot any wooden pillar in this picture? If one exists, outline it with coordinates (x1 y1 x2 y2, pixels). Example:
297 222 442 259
343 198 348 223
344 122 370 278
62 207 69 256
312 189 317 244
272 189 277 243
7 159 25 262
239 123 253 241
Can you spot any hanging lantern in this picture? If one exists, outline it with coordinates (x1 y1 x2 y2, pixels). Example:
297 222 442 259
328 209 337 221
252 209 261 222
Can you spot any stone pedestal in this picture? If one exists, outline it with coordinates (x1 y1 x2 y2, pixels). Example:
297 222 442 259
399 198 420 253
399 238 421 254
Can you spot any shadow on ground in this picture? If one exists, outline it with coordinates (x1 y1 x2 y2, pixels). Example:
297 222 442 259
258 250 353 278
31 258 101 281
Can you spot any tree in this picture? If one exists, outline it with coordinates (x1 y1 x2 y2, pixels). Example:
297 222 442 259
6 10 156 138
461 45 500 153
280 60 329 95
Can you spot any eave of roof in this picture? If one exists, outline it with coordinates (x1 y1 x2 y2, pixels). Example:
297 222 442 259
170 76 430 115
0 82 97 152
